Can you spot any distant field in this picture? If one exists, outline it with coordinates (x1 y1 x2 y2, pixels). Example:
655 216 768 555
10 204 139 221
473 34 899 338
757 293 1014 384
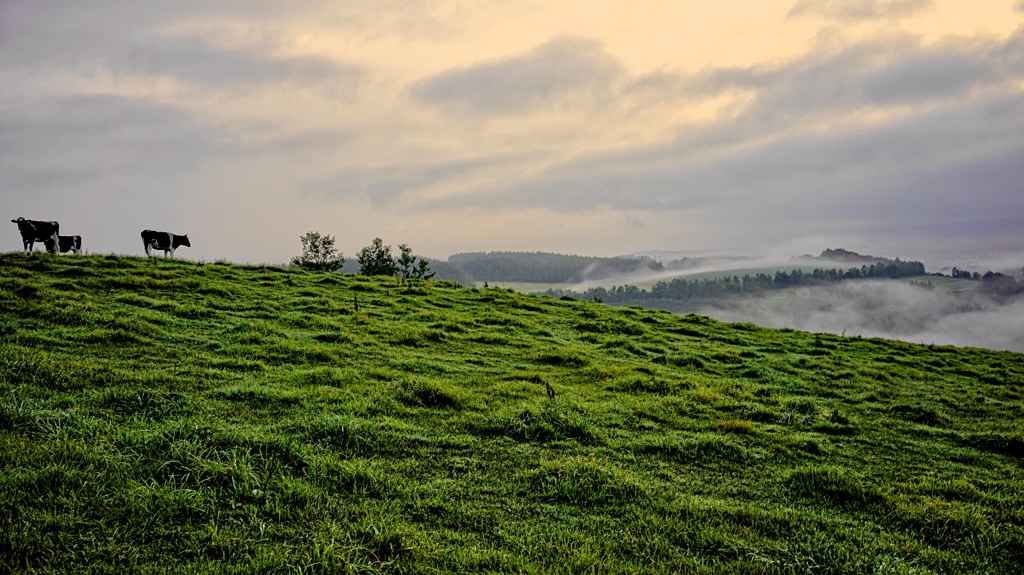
898 275 979 292
2 253 1022 573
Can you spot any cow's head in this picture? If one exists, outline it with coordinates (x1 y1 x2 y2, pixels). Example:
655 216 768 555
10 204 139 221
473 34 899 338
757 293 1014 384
180 235 191 247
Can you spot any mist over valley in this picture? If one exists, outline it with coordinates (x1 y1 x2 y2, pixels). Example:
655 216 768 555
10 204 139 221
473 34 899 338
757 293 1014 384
449 247 1024 353
695 280 1024 353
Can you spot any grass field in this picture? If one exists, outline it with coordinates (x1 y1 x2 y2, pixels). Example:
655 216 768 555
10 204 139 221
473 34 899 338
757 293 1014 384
1 253 1022 573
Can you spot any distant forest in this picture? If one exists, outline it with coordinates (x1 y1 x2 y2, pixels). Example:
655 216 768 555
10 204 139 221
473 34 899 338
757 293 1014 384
541 259 931 304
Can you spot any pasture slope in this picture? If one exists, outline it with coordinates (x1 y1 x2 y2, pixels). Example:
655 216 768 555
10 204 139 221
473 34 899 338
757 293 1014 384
0 253 1022 574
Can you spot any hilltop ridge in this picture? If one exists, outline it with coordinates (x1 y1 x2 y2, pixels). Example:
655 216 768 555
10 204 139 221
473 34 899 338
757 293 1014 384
1 253 1022 573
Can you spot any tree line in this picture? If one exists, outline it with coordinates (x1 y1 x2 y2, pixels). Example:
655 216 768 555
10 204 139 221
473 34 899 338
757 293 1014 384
541 260 930 304
290 232 435 281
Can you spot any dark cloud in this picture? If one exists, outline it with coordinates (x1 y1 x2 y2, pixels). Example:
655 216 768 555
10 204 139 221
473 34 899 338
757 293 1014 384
861 50 996 103
0 94 214 198
364 30 1024 257
1 0 204 67
414 87 1024 251
788 0 933 21
0 0 330 77
410 36 623 116
120 37 365 97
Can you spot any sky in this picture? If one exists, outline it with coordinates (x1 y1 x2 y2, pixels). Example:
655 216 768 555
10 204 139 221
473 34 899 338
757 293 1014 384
2 0 1023 265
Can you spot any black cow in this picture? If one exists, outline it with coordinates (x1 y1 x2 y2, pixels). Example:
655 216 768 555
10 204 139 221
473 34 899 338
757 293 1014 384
44 235 83 255
141 230 191 258
11 217 59 254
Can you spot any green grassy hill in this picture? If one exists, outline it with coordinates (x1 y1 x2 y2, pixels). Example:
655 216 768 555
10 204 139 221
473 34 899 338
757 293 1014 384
1 253 1022 574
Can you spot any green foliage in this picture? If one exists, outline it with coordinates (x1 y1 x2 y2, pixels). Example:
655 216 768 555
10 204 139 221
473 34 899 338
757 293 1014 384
1 252 1023 574
357 237 398 276
290 231 345 272
355 239 434 281
396 244 435 281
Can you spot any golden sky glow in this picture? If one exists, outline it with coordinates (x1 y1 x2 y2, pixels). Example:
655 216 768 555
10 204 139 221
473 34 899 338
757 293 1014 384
2 1 1023 263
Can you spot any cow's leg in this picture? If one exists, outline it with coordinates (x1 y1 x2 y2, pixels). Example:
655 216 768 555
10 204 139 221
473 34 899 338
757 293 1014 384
168 247 176 258
145 242 153 257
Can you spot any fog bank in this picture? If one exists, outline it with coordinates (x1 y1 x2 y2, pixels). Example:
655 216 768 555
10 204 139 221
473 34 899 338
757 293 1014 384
695 281 1024 353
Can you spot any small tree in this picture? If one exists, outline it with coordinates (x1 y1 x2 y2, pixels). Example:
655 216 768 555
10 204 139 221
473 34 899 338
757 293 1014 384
397 244 435 281
414 258 435 280
291 231 345 272
396 244 417 278
357 238 398 276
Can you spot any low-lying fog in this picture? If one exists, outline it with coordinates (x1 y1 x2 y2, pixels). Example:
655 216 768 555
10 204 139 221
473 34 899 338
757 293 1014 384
694 281 1024 353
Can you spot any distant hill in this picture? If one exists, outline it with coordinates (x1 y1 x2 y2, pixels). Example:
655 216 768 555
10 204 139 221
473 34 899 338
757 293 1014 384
448 251 662 283
810 248 897 264
1 253 1022 573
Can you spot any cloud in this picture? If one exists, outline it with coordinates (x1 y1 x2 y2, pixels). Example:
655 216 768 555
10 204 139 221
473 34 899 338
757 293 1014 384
120 37 365 98
687 33 1016 119
403 86 1024 260
295 28 1024 260
410 36 623 116
0 94 214 198
0 0 205 66
788 0 933 21
434 30 1023 204
860 51 995 103
424 82 1023 201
